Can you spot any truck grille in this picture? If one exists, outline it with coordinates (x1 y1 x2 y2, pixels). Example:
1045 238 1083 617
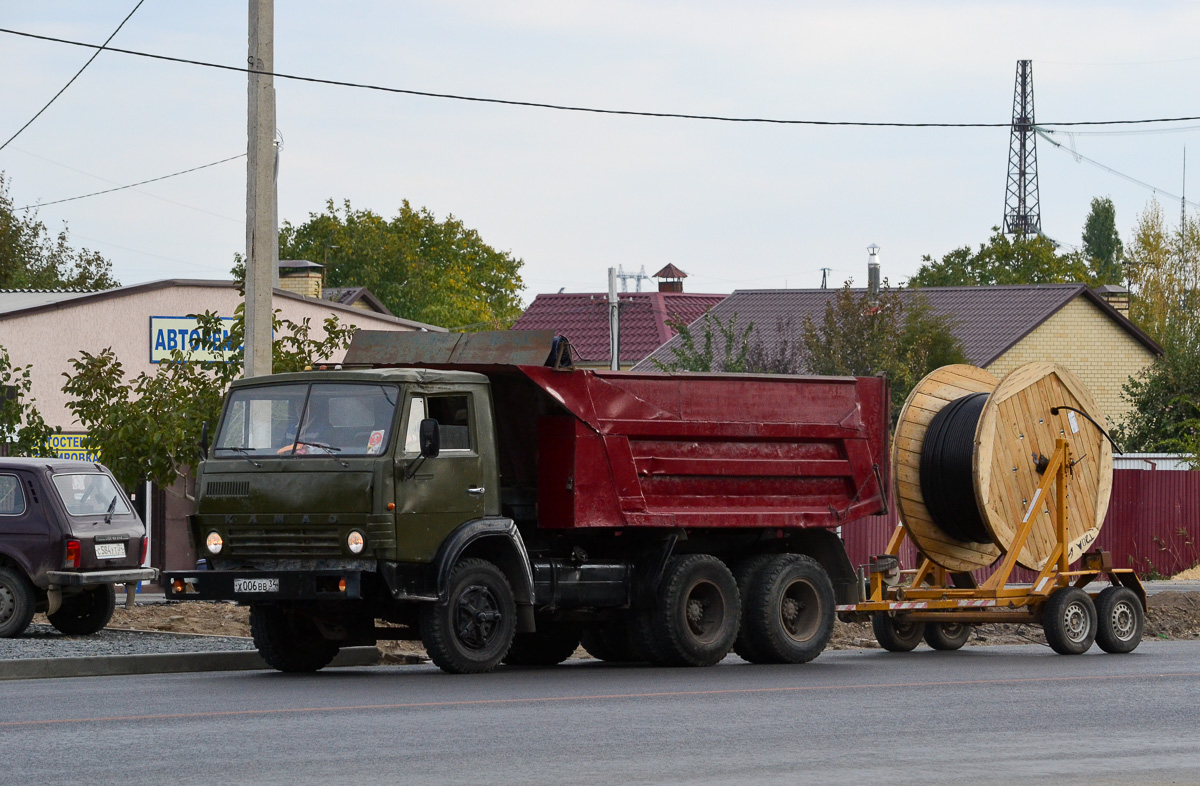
227 526 341 557
205 481 250 498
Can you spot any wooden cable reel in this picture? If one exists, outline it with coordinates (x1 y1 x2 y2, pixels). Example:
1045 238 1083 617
892 362 1114 572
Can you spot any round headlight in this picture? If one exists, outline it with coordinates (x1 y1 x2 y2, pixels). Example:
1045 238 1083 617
205 531 224 555
347 530 365 555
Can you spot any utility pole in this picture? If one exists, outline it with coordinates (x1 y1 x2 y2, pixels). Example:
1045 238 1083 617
244 0 276 378
608 267 620 371
1002 60 1041 239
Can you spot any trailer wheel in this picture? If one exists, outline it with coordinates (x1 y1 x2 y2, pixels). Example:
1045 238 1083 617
923 621 972 651
872 614 925 652
420 558 516 674
745 555 835 664
503 623 581 666
1042 587 1097 655
250 603 341 672
731 554 774 663
1095 586 1143 654
0 566 36 638
48 585 116 635
580 620 638 663
647 554 740 667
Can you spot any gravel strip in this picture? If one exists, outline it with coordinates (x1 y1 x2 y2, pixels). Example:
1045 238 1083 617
0 624 255 661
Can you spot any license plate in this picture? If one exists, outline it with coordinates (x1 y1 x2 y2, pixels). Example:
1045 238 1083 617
95 543 126 559
234 578 279 593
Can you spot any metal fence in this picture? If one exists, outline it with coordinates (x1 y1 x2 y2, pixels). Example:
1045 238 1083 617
843 468 1200 579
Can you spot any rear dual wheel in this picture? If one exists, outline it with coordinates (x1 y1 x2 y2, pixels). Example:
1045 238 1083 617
636 555 740 667
741 555 835 664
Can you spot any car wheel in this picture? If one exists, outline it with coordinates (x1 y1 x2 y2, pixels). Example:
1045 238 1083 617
420 558 516 674
0 566 36 638
48 584 117 635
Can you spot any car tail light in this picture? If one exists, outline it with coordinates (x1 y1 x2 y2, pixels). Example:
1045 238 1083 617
65 539 81 569
140 536 148 565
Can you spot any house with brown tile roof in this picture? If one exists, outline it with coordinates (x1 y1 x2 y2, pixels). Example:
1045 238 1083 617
511 290 726 368
636 283 1161 423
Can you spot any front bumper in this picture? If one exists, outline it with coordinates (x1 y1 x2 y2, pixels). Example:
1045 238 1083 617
46 568 158 587
162 570 364 602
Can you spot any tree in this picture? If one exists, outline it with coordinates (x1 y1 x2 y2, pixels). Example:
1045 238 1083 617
908 228 1089 288
0 344 58 456
798 283 967 417
277 199 524 330
1082 196 1124 285
61 308 356 491
653 312 754 373
0 172 119 290
1115 324 1200 461
1123 199 1200 346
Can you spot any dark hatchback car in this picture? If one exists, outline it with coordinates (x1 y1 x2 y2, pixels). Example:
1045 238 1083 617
0 458 157 637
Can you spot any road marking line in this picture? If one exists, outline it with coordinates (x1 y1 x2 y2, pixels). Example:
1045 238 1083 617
3 671 1198 728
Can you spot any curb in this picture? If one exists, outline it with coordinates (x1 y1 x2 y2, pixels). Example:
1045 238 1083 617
0 646 381 681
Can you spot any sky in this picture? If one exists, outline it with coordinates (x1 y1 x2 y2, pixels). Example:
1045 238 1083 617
2 1 1199 306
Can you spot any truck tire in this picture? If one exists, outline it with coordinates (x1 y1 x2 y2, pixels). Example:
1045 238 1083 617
0 566 36 639
48 584 116 635
420 558 517 674
645 554 740 667
503 624 581 666
923 621 972 651
872 613 925 652
580 620 638 663
744 554 835 664
1042 587 1097 655
731 554 774 664
1095 586 1143 654
250 603 341 672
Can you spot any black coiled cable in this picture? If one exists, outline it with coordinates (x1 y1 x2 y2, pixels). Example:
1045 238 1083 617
920 392 990 543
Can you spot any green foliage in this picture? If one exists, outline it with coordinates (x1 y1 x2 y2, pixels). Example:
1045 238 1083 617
1123 199 1200 346
908 227 1089 288
799 282 967 416
0 344 59 456
61 308 357 490
0 172 119 290
1082 196 1124 285
278 199 524 330
652 312 754 373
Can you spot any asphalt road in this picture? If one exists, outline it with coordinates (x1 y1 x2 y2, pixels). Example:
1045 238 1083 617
4 642 1199 786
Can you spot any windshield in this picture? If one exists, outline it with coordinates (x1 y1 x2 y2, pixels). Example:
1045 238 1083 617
52 473 131 517
213 382 399 458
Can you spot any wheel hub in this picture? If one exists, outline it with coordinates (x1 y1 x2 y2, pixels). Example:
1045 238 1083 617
780 580 819 641
683 579 725 643
0 586 14 624
1063 602 1089 642
1109 601 1135 640
455 584 502 650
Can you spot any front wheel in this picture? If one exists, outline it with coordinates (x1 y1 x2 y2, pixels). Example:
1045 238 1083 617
1042 587 1097 655
250 603 341 672
503 623 581 666
872 613 925 652
0 566 36 638
48 585 116 635
420 558 516 674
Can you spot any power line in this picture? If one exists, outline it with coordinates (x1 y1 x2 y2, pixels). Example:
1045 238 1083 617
15 153 246 211
1036 128 1200 209
4 27 1200 129
0 2 145 153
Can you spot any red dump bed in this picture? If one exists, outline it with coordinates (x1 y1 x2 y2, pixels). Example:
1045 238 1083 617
519 366 889 530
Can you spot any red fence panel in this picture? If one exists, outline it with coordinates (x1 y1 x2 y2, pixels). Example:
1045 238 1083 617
841 469 1200 579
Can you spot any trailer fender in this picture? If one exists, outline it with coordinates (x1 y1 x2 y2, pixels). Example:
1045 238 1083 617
432 518 536 631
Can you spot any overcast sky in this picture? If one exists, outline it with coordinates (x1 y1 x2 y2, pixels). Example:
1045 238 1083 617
2 2 1198 304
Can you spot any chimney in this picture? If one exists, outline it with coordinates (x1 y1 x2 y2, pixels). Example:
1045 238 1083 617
867 244 880 299
1094 284 1130 317
653 264 687 293
277 259 324 299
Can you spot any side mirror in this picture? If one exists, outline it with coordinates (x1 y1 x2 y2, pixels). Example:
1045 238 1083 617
198 422 210 461
419 418 440 458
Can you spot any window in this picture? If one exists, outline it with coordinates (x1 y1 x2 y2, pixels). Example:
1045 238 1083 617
52 473 130 517
0 475 25 516
404 394 472 453
214 382 399 458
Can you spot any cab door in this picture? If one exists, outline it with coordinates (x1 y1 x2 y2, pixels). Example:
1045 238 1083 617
394 386 498 562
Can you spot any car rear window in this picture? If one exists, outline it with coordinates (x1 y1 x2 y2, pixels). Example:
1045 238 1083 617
51 473 130 517
0 475 25 516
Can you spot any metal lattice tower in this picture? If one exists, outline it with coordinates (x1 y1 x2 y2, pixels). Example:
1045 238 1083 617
1003 60 1041 238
